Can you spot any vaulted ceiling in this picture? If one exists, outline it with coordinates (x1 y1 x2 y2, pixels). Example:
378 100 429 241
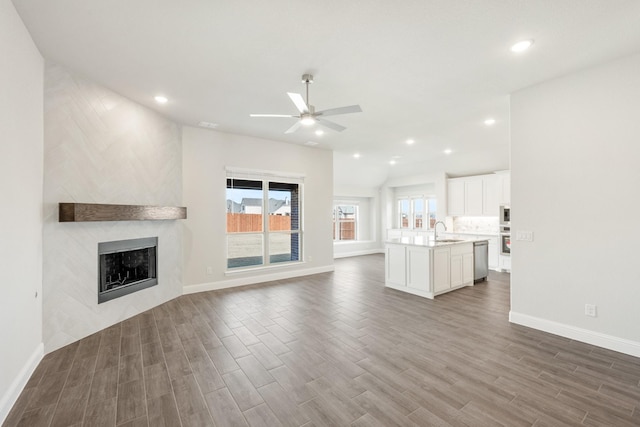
13 0 640 188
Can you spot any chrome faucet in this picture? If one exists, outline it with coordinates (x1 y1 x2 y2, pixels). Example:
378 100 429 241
434 221 447 241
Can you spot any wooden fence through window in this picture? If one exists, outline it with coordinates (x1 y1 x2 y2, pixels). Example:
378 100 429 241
227 213 291 232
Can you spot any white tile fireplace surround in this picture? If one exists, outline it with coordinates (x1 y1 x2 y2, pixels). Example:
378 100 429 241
42 63 183 352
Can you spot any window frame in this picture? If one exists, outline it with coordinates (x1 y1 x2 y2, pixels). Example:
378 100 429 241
333 203 359 241
225 170 304 271
397 196 437 230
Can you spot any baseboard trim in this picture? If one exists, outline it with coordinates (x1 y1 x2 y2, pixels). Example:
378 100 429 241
0 342 44 425
183 265 335 295
333 249 383 259
509 311 640 358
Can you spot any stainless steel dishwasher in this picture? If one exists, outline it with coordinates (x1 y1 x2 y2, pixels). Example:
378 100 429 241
474 241 489 282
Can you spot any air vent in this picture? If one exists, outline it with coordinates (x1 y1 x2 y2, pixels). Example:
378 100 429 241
198 121 218 129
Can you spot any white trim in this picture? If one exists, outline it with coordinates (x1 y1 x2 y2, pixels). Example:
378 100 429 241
225 259 305 276
184 265 335 295
225 166 305 182
0 342 44 425
334 248 384 259
509 311 640 358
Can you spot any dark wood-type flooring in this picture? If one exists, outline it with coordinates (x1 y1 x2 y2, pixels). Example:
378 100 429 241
4 254 640 426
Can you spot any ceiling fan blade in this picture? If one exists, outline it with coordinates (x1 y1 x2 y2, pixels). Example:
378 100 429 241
284 121 302 134
287 92 309 114
317 118 346 132
250 114 297 118
315 105 362 117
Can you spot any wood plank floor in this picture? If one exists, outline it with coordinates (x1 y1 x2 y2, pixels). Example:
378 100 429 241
4 254 640 426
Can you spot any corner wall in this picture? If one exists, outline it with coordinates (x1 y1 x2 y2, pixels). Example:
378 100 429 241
42 63 183 352
510 52 640 356
182 127 334 292
0 0 44 421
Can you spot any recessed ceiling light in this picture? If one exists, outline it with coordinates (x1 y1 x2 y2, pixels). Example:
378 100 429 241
511 39 534 53
305 141 319 146
353 153 361 159
315 129 324 136
484 118 496 126
389 160 396 165
154 95 168 104
444 149 453 155
198 121 218 129
406 139 415 145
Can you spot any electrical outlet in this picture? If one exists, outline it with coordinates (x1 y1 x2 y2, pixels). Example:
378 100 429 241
206 266 213 275
307 255 313 262
516 231 534 241
585 304 597 317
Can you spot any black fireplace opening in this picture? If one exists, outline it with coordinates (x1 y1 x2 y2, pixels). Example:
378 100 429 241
98 237 158 303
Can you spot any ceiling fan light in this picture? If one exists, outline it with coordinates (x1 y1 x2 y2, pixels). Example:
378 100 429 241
300 116 315 126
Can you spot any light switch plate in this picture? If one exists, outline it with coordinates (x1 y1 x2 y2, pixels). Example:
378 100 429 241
516 231 534 241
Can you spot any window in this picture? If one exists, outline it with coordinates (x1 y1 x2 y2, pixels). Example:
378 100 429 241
398 197 437 229
333 205 358 241
226 175 302 269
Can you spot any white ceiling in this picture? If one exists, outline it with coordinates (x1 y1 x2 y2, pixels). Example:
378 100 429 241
13 0 640 187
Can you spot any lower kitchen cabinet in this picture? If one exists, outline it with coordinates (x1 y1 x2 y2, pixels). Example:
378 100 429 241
385 244 406 287
488 237 499 269
499 254 511 272
450 244 474 288
432 248 450 293
385 241 475 299
407 246 430 292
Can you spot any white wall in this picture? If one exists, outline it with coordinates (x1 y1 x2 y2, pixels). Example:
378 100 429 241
42 63 183 352
182 127 334 292
510 52 640 356
382 172 448 232
0 0 44 421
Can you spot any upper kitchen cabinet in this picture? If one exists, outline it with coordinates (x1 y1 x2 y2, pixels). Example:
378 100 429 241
464 178 483 215
495 170 511 205
447 173 501 217
482 174 500 216
447 179 465 215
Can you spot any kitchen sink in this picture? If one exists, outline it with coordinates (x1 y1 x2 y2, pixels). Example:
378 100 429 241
434 239 465 243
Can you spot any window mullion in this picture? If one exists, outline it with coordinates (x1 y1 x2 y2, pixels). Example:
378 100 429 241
263 180 270 265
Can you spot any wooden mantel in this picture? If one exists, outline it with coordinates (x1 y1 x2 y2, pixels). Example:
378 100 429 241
59 203 187 222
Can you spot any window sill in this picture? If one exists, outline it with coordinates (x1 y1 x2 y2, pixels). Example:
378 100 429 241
333 240 376 245
225 260 306 276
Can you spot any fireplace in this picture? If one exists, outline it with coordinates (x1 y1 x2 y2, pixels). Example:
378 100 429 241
98 237 158 303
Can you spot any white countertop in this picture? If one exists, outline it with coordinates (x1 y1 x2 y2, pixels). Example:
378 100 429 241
386 236 489 248
442 231 499 237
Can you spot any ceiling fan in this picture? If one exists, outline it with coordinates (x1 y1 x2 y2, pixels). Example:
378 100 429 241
250 74 362 134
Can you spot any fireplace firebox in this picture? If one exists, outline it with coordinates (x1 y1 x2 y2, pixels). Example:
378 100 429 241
98 237 158 303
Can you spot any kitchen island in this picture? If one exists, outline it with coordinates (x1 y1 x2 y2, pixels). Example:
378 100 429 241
385 237 487 299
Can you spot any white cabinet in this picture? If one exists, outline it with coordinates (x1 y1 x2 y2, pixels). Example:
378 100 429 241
499 255 511 272
463 252 474 283
482 175 500 216
447 179 465 216
449 243 474 289
432 248 450 293
464 178 483 215
407 246 430 292
386 245 406 287
387 229 402 240
496 170 511 205
447 174 502 217
384 242 474 298
488 237 499 270
450 253 463 288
